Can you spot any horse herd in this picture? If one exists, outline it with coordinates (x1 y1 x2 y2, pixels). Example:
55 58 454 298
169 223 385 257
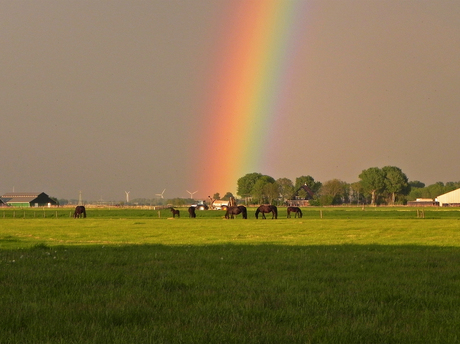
169 205 303 219
73 205 303 219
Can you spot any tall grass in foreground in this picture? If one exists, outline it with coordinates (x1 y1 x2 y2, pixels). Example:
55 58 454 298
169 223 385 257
2 244 460 343
1 209 460 343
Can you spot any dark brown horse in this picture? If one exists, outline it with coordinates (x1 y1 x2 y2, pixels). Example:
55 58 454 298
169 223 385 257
287 206 303 218
74 205 86 218
224 206 247 219
188 206 196 218
170 207 180 218
255 205 278 219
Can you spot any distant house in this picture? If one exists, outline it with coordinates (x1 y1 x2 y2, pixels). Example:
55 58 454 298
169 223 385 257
1 192 57 207
436 188 460 207
287 184 315 207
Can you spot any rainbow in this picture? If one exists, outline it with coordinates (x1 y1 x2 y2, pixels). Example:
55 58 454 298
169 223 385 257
194 0 310 197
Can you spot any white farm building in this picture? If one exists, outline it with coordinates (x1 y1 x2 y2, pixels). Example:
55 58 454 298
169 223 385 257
436 188 460 207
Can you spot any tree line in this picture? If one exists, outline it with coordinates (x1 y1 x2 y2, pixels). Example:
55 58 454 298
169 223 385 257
235 167 460 206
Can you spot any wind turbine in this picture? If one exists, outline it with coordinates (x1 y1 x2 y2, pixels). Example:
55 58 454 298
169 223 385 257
156 189 166 199
186 190 198 199
125 191 130 203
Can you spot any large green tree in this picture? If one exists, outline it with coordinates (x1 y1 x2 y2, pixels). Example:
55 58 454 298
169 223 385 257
251 179 266 203
382 166 410 204
359 167 386 205
264 182 280 204
237 173 275 203
319 179 348 205
276 178 295 202
237 173 263 198
251 175 276 204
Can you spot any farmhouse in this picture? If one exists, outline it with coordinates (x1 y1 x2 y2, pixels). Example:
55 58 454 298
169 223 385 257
1 192 57 207
436 188 460 207
286 184 315 207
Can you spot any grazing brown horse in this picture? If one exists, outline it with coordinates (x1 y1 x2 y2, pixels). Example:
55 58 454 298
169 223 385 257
224 206 247 219
255 205 278 219
74 205 86 218
188 206 196 218
170 207 180 218
287 206 303 218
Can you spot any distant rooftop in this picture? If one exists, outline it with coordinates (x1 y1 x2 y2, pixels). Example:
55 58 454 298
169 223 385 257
1 192 42 198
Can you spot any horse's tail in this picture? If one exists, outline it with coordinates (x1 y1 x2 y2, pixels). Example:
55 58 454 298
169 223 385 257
255 208 259 219
273 206 278 219
298 208 302 218
242 207 247 219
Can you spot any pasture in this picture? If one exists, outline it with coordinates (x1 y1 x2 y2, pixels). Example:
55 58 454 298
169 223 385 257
1 207 460 343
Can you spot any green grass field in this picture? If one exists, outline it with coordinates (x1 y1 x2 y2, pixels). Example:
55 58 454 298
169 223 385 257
1 207 460 343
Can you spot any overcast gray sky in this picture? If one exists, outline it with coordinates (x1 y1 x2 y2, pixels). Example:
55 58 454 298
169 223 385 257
2 1 459 201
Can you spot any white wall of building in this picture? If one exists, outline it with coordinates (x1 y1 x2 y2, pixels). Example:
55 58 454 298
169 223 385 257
436 188 460 206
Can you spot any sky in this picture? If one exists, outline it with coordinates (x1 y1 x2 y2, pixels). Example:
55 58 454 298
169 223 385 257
1 0 460 201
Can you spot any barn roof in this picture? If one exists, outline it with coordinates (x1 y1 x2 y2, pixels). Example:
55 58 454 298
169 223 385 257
1 192 42 198
437 188 460 198
0 192 56 205
3 196 37 203
1 192 42 203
